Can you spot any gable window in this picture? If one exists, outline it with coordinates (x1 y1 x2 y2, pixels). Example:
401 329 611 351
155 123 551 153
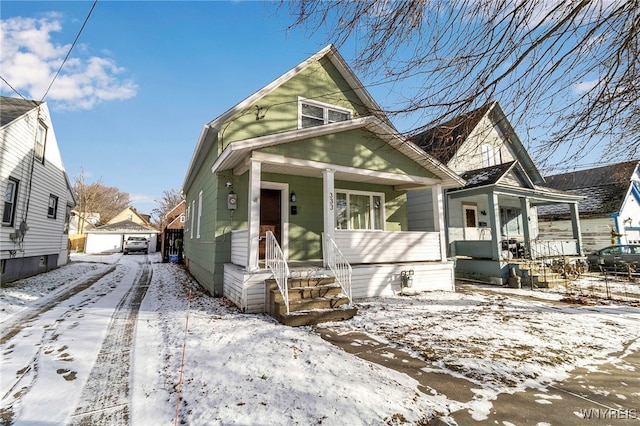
299 98 351 129
481 144 501 167
48 195 58 219
3 178 19 226
335 190 384 230
35 121 47 163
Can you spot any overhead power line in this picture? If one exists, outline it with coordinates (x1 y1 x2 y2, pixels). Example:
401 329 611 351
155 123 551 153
40 0 98 103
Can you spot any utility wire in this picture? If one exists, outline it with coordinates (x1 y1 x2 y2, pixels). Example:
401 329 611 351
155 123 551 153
40 0 98 103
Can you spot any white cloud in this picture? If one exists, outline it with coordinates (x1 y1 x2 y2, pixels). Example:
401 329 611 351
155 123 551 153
0 13 137 110
574 79 599 94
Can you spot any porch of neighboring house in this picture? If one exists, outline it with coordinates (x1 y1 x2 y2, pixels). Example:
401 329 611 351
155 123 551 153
447 188 585 287
220 160 455 325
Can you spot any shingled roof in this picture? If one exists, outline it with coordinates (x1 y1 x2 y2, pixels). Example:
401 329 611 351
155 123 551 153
538 160 639 218
1 96 41 127
87 220 157 233
411 103 492 165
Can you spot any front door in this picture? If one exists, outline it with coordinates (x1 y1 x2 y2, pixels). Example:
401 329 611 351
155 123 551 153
259 188 282 259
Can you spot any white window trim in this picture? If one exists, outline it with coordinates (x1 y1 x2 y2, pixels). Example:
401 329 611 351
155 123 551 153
481 144 501 167
35 121 47 164
335 189 385 231
298 97 352 129
197 190 202 239
3 178 18 225
190 200 195 239
47 194 58 219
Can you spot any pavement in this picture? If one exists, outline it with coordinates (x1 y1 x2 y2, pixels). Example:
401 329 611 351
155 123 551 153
314 308 640 425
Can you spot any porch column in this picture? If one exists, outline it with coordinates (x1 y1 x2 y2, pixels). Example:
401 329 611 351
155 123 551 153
322 169 336 268
247 159 261 271
569 202 583 255
488 191 501 261
519 197 532 259
431 184 447 262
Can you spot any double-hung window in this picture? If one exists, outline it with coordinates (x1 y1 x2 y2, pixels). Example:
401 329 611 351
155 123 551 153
35 121 47 163
3 178 19 225
335 190 384 230
48 195 58 219
299 98 351 129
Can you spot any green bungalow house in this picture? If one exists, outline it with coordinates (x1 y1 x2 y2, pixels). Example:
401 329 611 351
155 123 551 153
181 45 463 324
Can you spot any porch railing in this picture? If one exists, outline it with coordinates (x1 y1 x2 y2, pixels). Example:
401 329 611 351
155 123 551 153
324 233 353 304
529 239 580 259
265 231 289 314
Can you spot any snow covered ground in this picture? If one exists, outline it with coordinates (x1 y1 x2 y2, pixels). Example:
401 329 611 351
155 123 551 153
1 253 639 425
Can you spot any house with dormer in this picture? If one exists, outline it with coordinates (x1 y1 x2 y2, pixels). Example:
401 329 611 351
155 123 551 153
182 45 464 325
407 102 584 284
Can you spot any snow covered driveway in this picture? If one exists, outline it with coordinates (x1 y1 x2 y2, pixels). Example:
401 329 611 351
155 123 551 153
1 254 151 425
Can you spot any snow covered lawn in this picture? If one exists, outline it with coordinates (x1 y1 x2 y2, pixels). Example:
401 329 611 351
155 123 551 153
1 253 639 425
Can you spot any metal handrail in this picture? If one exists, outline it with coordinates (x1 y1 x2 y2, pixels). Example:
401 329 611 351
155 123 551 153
324 234 353 304
265 231 289 314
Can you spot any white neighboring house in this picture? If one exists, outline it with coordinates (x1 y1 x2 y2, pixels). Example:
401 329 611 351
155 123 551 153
1 96 76 283
538 160 640 251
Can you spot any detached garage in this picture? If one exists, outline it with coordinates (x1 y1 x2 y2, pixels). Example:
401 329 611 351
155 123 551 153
85 220 159 254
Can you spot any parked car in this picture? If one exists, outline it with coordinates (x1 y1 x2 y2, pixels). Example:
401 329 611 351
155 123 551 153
586 244 640 272
123 236 149 255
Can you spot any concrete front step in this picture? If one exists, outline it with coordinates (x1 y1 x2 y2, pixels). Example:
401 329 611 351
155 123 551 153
266 275 356 326
278 306 358 327
271 295 350 316
269 283 344 303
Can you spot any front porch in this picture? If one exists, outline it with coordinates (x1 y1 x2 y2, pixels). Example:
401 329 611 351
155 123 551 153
447 184 584 285
225 229 455 315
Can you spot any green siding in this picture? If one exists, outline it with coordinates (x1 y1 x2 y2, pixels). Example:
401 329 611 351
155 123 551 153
219 60 370 147
259 128 437 179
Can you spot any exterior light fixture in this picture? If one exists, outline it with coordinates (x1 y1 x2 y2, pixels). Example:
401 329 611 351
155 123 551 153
290 192 297 203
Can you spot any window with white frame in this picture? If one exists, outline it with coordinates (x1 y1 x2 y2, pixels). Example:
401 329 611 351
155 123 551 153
190 201 195 238
47 194 58 218
299 98 351 129
481 144 501 167
3 178 19 225
35 121 47 163
197 190 202 238
335 190 384 230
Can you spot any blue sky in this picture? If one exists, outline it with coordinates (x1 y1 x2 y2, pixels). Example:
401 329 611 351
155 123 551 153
0 1 611 217
2 1 363 216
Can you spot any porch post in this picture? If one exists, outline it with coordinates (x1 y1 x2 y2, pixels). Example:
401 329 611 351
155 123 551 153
569 202 583 255
488 191 501 261
322 169 336 268
247 159 261 271
519 197 532 259
431 184 447 262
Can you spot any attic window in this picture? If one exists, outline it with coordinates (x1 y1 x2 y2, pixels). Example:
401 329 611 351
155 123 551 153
299 98 351 129
482 145 501 167
35 121 47 164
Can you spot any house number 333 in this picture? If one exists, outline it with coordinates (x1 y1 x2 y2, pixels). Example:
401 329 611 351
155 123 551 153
329 192 334 210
